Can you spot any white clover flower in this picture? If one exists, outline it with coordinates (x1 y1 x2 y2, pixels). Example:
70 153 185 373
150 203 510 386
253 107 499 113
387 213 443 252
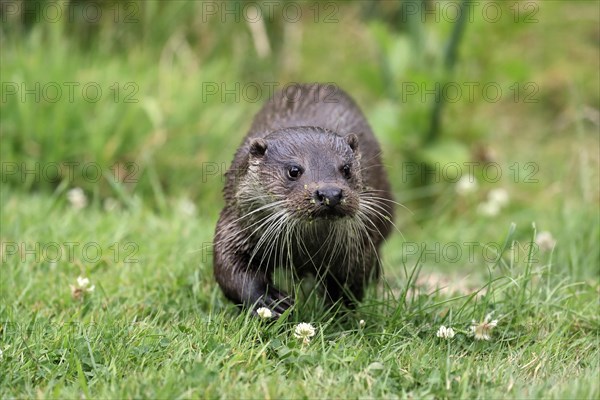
470 313 498 341
77 276 90 287
70 275 95 300
256 307 272 319
478 188 510 217
477 200 500 217
177 198 197 217
455 175 478 195
359 319 366 328
294 322 316 345
535 231 556 252
488 188 509 207
436 325 455 339
67 188 87 210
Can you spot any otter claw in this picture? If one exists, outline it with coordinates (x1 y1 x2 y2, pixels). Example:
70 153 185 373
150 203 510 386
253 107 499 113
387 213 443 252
271 288 293 304
256 288 294 317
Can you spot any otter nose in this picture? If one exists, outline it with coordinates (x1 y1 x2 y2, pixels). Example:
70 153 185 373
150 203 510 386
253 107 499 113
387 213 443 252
315 187 343 208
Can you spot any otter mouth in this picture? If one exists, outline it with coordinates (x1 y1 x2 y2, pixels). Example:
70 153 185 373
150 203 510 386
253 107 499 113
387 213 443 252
311 207 352 219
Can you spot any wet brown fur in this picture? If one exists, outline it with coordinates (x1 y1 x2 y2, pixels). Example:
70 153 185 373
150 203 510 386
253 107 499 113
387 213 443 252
213 83 394 316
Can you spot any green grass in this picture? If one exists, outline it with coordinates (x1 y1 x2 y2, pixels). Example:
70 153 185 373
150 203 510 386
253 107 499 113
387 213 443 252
1 188 598 398
1 1 599 398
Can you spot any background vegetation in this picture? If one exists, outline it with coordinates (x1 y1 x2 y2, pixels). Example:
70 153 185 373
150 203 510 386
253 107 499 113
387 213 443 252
1 0 598 398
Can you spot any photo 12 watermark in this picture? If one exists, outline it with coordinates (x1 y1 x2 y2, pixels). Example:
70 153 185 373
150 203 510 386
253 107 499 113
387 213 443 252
400 81 539 104
201 81 340 103
1 81 139 104
1 161 140 185
1 241 139 264
399 1 539 24
199 1 339 23
401 162 539 184
1 1 140 24
400 240 542 264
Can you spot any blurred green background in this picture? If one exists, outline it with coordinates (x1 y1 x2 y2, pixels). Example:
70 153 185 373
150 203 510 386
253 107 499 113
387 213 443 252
2 0 599 273
2 0 598 264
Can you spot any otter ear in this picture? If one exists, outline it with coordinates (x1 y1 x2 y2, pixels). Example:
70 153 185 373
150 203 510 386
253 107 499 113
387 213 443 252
346 133 359 152
249 138 268 157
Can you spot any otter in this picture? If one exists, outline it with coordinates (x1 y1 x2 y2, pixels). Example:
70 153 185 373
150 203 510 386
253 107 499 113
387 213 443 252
213 83 394 317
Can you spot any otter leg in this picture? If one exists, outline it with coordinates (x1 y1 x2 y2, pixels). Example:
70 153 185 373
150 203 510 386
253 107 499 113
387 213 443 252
213 213 293 317
324 273 365 309
215 263 292 316
324 250 379 308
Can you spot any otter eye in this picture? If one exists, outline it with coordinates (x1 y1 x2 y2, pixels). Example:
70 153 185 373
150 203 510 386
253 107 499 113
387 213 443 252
341 164 352 179
287 165 303 180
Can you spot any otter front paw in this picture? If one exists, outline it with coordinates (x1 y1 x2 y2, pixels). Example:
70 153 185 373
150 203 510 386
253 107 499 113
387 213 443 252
252 286 294 318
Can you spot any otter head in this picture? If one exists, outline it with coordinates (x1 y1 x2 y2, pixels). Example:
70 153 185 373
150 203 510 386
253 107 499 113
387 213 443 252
245 127 363 221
